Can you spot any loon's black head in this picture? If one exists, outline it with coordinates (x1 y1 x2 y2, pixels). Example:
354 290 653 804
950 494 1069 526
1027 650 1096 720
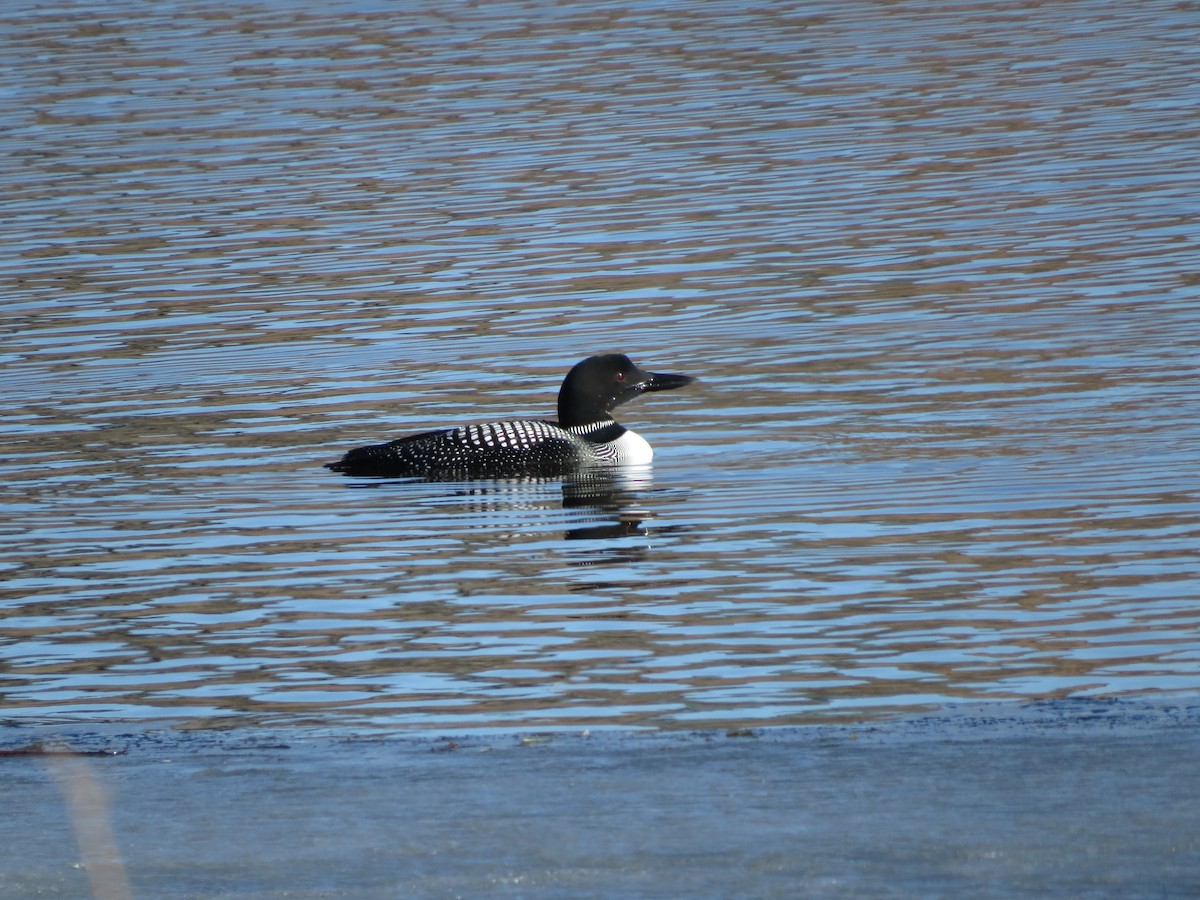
556 354 694 428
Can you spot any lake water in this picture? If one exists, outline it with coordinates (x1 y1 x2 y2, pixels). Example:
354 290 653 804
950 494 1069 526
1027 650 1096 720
3 0 1199 733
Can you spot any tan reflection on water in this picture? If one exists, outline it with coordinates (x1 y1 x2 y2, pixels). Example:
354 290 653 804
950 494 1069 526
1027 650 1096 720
2 0 1198 730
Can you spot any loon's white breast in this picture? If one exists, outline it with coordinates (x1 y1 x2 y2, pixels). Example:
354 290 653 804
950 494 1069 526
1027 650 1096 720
605 428 654 465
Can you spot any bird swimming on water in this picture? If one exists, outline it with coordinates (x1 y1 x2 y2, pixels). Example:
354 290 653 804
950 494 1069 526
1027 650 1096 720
324 353 694 478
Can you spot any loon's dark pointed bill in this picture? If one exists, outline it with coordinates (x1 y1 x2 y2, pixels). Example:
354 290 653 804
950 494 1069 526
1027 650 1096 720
643 371 694 392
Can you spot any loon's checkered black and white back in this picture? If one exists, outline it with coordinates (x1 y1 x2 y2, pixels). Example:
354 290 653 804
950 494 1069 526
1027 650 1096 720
331 420 599 478
325 354 693 479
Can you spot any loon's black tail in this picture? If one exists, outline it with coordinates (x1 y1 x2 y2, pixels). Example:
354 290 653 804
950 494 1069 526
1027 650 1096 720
325 430 443 476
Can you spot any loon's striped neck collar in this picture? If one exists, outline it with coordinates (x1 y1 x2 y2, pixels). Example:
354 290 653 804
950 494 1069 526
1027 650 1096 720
565 419 627 444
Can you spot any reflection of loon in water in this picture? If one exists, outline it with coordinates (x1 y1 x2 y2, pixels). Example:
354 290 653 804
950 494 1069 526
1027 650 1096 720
325 354 694 479
341 468 686 549
488 470 673 543
561 469 658 541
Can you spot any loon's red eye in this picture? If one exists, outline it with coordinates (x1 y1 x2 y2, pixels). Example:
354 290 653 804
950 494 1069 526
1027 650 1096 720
616 372 625 382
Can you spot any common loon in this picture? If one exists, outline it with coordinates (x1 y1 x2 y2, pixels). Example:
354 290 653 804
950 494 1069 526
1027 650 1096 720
325 354 694 478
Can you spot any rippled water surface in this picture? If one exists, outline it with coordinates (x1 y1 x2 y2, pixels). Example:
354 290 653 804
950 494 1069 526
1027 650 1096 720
3 0 1199 731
